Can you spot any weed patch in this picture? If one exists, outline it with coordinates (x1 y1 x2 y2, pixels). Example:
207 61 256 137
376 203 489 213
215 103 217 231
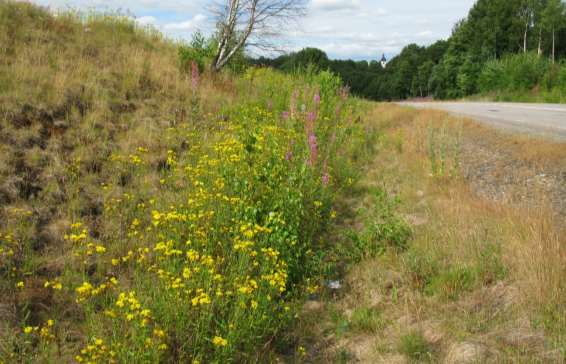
398 331 434 362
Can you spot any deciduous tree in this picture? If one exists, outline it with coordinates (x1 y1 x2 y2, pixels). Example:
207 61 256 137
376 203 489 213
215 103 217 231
542 0 566 62
210 0 307 71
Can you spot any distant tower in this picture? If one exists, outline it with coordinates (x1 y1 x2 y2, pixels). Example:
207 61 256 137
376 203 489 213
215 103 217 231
380 53 387 68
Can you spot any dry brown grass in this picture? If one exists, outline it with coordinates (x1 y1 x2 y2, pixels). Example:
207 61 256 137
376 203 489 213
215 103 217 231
0 2 241 355
299 103 566 363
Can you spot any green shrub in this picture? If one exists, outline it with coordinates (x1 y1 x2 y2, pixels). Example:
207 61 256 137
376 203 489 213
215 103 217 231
342 188 412 263
478 59 506 93
424 266 477 300
403 248 440 291
558 62 566 93
398 331 433 362
478 53 552 94
350 307 386 333
178 31 216 72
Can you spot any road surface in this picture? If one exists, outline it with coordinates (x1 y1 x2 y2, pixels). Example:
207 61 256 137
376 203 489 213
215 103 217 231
400 102 566 142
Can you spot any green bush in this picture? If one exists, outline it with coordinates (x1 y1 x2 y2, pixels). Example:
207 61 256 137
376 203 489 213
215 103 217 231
478 53 552 94
350 307 386 333
178 31 216 72
398 331 434 362
424 266 477 300
558 62 566 92
403 248 440 291
342 188 412 263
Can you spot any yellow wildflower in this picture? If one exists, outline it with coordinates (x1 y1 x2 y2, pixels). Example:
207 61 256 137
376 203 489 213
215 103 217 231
212 336 228 347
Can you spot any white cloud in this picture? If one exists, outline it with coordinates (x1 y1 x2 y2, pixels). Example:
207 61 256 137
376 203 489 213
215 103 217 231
32 0 478 59
135 16 156 26
416 30 433 38
164 14 206 31
311 0 360 12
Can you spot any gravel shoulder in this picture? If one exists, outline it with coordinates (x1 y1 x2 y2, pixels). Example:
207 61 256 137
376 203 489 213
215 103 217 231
458 122 566 220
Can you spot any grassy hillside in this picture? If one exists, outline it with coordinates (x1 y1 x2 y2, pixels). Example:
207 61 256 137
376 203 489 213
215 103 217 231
0 2 378 362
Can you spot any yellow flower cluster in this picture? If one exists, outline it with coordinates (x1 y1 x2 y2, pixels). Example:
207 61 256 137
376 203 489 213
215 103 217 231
75 277 118 303
75 337 116 364
212 336 228 347
0 233 16 257
114 291 153 326
44 279 63 290
65 223 107 261
23 319 55 341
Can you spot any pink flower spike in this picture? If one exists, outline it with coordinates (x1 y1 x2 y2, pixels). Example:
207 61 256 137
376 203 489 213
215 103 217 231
290 90 298 118
308 133 318 166
313 91 321 107
307 111 317 123
191 61 199 91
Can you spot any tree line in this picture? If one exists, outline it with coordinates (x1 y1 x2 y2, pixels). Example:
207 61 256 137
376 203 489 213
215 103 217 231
253 0 566 101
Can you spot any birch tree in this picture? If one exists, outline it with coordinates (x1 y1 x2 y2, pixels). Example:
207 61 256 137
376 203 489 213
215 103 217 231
518 0 537 53
542 0 566 63
210 0 307 71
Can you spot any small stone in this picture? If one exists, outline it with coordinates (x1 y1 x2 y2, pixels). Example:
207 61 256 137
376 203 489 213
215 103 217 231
54 120 69 129
445 342 488 364
327 280 342 290
382 270 403 290
500 328 545 350
403 213 428 227
422 321 444 345
397 315 415 328
302 300 323 313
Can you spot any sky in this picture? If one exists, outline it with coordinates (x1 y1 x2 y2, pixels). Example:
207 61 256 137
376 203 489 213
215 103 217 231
31 0 477 61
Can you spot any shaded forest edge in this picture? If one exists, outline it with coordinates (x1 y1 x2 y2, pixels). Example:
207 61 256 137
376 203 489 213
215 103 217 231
252 0 566 103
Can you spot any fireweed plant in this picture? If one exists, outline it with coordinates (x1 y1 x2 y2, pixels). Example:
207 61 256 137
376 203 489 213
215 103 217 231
2 49 374 362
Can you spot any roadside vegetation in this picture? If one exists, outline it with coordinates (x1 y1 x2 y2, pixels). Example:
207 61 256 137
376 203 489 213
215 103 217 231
293 104 566 362
3 1 566 363
0 1 381 362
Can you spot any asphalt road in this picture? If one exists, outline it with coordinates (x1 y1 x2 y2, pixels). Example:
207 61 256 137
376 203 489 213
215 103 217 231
400 101 566 142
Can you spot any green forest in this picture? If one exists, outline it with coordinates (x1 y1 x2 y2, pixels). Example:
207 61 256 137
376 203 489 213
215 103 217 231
255 0 566 102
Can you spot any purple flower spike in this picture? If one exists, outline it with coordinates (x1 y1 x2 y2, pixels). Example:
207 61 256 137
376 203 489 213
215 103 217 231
308 133 318 166
339 86 350 101
285 150 293 161
282 111 290 120
335 105 342 118
307 111 317 123
191 61 199 91
322 173 330 186
314 91 321 107
290 91 298 118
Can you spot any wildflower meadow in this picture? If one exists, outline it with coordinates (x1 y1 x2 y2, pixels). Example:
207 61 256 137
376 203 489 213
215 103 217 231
0 5 376 361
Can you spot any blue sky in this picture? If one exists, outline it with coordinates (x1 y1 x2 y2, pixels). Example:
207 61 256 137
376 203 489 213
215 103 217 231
32 0 477 60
